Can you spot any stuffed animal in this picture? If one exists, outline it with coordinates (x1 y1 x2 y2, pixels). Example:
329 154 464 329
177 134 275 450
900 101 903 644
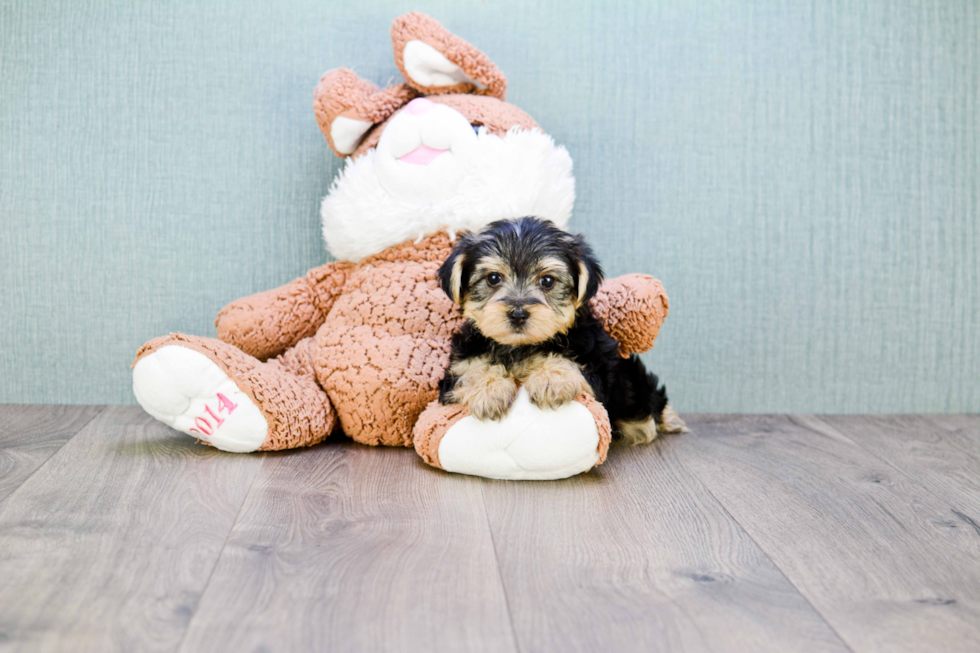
132 12 676 480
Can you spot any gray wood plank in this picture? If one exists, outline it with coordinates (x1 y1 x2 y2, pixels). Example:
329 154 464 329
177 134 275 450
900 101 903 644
812 415 980 523
675 414 980 653
920 415 980 459
180 443 517 653
0 406 266 653
0 404 103 506
481 440 850 653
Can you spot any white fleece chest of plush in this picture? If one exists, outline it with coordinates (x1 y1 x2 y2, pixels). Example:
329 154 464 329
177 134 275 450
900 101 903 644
320 128 575 262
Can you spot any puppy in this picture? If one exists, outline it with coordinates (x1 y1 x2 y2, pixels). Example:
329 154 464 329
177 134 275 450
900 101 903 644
437 217 686 444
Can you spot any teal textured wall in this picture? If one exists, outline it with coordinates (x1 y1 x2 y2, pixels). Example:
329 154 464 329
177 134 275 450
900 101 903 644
2 0 978 412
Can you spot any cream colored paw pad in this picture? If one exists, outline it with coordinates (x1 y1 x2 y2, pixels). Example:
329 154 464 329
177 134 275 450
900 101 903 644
437 388 600 481
132 346 268 452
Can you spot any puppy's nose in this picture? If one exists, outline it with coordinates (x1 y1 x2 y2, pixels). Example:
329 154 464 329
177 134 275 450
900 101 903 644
508 306 530 327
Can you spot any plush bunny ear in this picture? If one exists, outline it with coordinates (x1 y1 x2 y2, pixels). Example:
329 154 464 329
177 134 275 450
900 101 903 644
313 68 418 157
391 12 507 100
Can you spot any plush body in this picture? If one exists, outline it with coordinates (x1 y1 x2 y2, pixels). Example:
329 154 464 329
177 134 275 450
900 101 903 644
131 12 677 480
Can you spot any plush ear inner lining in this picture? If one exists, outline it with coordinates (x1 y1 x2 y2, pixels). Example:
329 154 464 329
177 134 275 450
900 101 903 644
331 116 374 155
403 40 487 90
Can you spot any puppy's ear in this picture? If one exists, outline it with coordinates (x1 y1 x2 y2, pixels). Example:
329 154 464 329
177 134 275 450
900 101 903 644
571 235 603 306
438 235 472 304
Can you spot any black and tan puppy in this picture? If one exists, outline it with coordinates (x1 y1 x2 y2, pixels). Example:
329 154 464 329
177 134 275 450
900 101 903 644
437 217 685 445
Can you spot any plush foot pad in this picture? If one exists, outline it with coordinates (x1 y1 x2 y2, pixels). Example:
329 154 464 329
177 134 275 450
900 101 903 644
133 346 268 452
434 388 604 481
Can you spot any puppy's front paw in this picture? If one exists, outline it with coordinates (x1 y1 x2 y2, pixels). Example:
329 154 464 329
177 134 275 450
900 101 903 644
448 358 518 421
522 356 592 410
464 377 518 421
467 379 517 420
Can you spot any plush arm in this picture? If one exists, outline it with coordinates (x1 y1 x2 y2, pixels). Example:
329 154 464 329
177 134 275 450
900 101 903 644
589 274 669 357
215 261 352 361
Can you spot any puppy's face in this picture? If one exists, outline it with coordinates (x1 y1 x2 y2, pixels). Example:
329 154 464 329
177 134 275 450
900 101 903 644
439 218 603 346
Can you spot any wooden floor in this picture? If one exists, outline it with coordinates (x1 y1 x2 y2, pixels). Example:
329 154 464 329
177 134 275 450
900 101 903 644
0 407 978 652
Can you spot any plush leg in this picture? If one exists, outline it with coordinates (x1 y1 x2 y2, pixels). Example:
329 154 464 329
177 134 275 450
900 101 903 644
132 334 335 452
413 389 612 481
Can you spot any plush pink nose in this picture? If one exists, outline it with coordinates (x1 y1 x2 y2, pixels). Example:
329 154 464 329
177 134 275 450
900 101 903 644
405 97 435 115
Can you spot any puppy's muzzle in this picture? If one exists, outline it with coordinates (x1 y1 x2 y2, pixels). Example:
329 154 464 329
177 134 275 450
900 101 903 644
508 306 530 327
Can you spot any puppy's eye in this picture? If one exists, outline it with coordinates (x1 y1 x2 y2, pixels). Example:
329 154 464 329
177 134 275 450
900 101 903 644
486 272 503 287
539 275 556 289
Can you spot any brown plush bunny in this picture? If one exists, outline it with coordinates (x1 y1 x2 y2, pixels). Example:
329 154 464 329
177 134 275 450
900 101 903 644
132 12 675 480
